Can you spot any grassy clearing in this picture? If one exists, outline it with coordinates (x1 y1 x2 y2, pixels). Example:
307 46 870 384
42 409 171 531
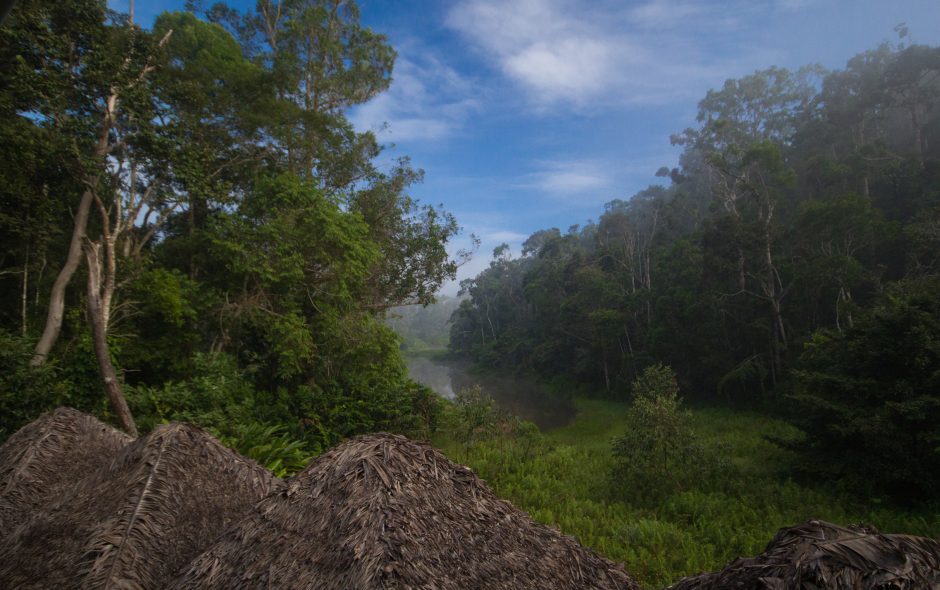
433 398 939 589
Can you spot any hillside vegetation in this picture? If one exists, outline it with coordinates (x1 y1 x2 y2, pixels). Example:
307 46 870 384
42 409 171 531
434 396 940 589
449 41 940 504
0 4 938 586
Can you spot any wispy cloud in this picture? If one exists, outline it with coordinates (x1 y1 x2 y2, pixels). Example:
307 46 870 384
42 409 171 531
446 0 782 109
519 160 610 195
776 0 820 10
485 230 530 243
627 0 713 28
349 45 479 142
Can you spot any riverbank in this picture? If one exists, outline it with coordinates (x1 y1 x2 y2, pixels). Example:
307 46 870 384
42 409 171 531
405 352 576 429
433 398 940 589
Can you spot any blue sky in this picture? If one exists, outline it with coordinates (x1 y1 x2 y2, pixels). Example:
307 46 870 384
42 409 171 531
120 0 940 294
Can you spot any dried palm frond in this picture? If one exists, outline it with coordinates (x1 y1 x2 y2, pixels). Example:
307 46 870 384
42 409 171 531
668 520 940 590
170 432 639 590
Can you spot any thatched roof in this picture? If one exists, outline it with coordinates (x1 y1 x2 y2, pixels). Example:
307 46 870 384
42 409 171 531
0 420 282 590
668 520 940 590
0 407 132 536
169 432 639 590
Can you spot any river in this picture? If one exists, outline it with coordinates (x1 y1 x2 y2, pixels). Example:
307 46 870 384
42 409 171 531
405 354 576 430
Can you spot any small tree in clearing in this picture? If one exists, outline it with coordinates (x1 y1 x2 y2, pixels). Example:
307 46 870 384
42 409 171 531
611 364 703 499
451 385 497 456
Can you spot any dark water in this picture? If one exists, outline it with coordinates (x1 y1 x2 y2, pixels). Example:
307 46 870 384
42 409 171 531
405 355 576 430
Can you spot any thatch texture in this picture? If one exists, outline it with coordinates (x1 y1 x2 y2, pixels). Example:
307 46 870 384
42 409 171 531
668 520 940 590
0 407 132 536
170 432 639 590
0 420 282 590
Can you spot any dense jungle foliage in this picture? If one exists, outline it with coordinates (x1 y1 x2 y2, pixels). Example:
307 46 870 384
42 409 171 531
0 0 457 456
449 42 940 504
1 0 938 524
433 391 939 589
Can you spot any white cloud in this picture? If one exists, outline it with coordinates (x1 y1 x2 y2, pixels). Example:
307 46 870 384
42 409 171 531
447 0 615 107
349 47 479 142
504 38 614 102
446 0 782 109
485 230 530 243
520 160 610 195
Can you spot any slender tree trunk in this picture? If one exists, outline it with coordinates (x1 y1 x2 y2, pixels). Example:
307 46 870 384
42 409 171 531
623 324 637 381
83 239 137 437
910 106 924 166
34 252 45 308
835 288 842 334
21 242 29 336
31 100 114 365
100 220 117 331
765 237 783 383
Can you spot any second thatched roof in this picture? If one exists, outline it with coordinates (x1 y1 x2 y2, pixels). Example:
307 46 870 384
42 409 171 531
0 419 282 590
668 520 940 590
170 432 639 590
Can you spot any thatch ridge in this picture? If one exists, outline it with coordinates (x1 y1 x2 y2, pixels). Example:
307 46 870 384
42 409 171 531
0 419 282 589
0 407 132 536
170 432 638 590
668 519 940 589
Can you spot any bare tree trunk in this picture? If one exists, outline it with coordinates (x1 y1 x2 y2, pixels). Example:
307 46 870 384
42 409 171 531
31 101 114 365
20 242 29 336
30 15 171 365
835 288 842 334
910 106 924 166
83 239 137 437
623 324 637 382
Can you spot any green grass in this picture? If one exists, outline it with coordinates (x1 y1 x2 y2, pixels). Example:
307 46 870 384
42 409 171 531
433 399 940 589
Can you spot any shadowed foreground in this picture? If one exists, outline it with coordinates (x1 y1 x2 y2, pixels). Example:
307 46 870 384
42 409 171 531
169 431 638 590
0 408 132 535
0 413 281 589
2 409 939 589
668 520 940 590
0 409 637 590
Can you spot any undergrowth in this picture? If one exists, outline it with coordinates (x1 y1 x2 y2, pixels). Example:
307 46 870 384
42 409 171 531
434 398 940 589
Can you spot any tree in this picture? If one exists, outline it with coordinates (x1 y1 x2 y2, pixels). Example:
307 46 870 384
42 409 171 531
789 277 940 504
3 0 176 433
611 364 707 499
1 0 461 445
20 2 161 373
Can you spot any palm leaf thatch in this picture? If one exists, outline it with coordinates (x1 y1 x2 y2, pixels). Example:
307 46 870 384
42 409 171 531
0 419 282 590
170 432 639 590
0 407 132 536
668 520 940 590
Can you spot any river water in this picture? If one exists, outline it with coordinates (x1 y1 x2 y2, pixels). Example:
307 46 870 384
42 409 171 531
405 355 576 430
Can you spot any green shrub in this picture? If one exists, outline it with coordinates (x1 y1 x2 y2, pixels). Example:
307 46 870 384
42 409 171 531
449 385 498 453
789 277 940 504
222 422 314 477
126 352 259 435
0 331 75 442
611 364 731 501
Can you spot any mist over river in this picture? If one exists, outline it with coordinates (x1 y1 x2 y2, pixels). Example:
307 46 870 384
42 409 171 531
405 355 575 430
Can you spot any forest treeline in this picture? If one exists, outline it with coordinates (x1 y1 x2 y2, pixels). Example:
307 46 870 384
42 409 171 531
450 41 940 503
0 0 460 454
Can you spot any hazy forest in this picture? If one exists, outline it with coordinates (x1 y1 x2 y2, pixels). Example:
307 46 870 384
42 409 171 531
1 1 939 588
